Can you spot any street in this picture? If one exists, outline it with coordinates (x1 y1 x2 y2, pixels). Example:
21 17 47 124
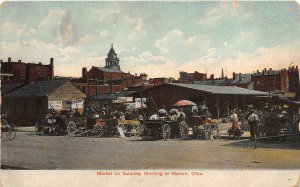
1 131 300 170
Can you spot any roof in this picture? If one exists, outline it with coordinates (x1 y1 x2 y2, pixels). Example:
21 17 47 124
252 70 280 76
5 79 70 97
93 93 117 100
168 83 268 95
117 90 137 97
97 67 123 73
195 79 232 86
1 83 25 95
93 90 137 100
231 74 252 84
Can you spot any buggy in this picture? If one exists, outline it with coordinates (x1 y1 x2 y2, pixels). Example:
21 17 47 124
1 118 16 141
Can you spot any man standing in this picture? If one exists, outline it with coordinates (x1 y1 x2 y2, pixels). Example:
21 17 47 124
247 109 259 139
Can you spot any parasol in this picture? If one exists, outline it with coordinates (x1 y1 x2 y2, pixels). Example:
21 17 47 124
173 100 197 107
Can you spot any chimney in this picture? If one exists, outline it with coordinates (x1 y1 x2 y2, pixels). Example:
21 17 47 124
210 74 214 80
82 67 87 80
8 57 11 63
18 60 21 63
49 58 54 80
232 72 236 79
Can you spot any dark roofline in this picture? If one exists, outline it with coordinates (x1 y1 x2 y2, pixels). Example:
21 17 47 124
4 79 86 98
141 83 268 96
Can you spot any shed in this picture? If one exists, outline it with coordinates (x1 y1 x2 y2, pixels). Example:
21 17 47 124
134 83 268 119
3 79 86 126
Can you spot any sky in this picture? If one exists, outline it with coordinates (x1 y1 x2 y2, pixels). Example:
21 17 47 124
0 1 299 79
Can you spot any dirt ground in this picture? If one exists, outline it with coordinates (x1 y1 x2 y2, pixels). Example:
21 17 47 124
1 129 300 170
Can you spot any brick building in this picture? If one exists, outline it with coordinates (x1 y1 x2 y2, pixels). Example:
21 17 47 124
223 67 299 98
1 57 54 84
251 67 299 93
179 71 207 83
2 79 86 126
73 45 146 96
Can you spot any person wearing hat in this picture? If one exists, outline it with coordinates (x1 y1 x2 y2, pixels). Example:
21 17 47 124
247 109 259 138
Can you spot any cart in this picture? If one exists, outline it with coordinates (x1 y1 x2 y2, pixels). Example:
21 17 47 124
35 109 69 135
258 111 292 137
67 117 119 137
139 119 174 141
1 118 16 141
171 100 221 140
179 115 221 140
117 119 142 137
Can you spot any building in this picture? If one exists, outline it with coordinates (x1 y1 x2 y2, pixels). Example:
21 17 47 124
149 77 175 85
2 79 86 126
132 83 268 119
73 45 145 96
194 73 231 86
179 71 207 83
1 57 54 84
204 67 299 99
251 67 300 96
230 73 253 89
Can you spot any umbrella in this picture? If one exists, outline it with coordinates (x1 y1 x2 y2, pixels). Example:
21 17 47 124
127 102 147 110
173 100 196 107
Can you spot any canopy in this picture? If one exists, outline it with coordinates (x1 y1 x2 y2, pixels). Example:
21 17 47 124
173 100 197 107
126 102 147 110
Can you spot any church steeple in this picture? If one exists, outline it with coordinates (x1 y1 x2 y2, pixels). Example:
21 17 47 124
105 44 120 70
221 67 224 79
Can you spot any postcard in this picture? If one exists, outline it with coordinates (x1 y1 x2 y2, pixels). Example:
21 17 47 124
1 1 299 186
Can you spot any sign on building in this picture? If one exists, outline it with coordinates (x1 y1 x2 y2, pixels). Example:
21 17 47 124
48 100 62 110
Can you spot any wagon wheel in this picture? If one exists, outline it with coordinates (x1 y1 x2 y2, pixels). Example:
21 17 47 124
67 121 77 136
162 124 171 141
203 125 211 140
34 121 44 135
140 124 150 140
212 123 221 139
35 122 39 134
179 121 188 139
133 124 142 136
94 125 106 137
118 123 126 136
257 124 266 137
5 122 16 141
